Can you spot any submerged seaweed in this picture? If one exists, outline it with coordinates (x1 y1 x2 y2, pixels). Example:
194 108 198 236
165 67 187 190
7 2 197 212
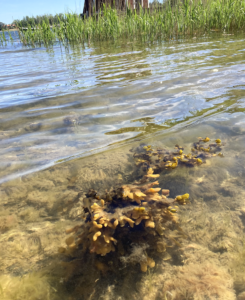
60 167 188 274
55 137 228 298
0 272 61 300
162 263 235 300
133 137 224 176
0 137 235 299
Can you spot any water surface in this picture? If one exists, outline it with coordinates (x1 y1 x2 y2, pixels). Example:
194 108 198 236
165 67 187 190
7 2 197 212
1 32 245 183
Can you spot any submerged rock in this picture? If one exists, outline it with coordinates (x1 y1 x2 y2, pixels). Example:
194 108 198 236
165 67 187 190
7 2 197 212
24 122 42 132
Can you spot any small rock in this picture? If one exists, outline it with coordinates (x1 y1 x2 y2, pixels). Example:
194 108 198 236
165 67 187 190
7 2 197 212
63 114 80 126
25 122 42 132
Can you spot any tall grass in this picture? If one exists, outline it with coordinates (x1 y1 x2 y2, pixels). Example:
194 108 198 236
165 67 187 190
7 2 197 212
2 0 245 46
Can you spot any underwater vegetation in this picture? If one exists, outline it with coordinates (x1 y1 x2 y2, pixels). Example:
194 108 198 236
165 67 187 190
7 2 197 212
163 262 235 300
55 137 227 299
133 137 224 176
230 239 245 296
0 272 61 300
1 137 236 300
60 167 188 273
0 214 18 233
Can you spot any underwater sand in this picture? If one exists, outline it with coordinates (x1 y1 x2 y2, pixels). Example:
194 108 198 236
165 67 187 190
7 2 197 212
1 122 245 299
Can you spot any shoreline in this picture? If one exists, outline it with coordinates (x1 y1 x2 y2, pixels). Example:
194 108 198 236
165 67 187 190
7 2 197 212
0 29 18 32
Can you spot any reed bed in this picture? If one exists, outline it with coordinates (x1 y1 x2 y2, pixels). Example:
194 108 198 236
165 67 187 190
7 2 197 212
2 0 245 45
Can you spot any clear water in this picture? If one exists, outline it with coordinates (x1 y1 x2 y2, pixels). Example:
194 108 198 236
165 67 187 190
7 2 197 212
1 31 245 300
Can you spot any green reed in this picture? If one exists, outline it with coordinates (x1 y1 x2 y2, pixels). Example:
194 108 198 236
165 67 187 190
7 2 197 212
1 29 6 42
14 0 245 46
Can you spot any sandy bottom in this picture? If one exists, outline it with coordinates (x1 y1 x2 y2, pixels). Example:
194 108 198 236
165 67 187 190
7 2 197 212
0 121 245 300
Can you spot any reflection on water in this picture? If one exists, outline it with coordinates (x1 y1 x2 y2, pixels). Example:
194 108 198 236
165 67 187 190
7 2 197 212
1 32 245 299
0 33 245 182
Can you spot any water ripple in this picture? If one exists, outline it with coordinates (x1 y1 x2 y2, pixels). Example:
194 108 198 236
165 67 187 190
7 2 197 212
0 33 245 182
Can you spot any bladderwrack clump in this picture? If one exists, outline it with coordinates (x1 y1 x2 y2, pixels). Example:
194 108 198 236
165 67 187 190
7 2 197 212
133 137 225 175
60 167 189 273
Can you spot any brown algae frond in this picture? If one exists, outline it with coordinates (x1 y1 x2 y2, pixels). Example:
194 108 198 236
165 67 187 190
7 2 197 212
133 137 224 173
58 136 225 289
60 167 188 273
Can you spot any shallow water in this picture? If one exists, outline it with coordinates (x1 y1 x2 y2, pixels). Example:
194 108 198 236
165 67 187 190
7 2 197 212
1 32 245 299
0 32 245 183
